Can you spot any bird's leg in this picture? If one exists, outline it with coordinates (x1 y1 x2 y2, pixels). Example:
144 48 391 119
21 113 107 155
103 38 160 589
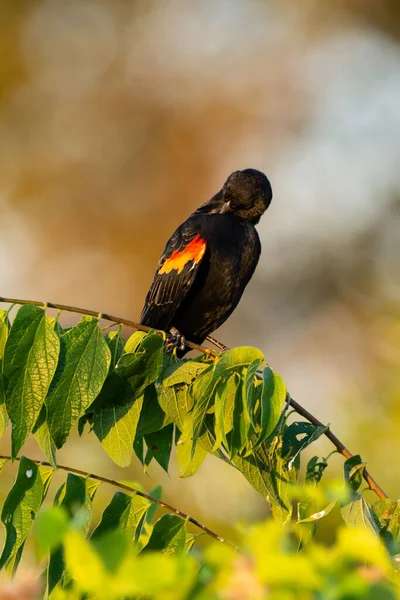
165 327 186 354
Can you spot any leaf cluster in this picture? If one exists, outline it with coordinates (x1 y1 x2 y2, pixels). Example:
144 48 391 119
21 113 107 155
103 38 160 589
0 304 399 598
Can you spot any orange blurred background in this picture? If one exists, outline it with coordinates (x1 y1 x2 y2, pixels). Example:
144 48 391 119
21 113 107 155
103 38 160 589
0 0 400 555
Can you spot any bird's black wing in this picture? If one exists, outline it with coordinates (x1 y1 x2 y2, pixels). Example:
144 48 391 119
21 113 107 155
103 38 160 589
140 219 207 331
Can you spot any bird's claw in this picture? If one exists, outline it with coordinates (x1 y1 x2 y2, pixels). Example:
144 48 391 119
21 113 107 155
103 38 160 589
165 328 186 354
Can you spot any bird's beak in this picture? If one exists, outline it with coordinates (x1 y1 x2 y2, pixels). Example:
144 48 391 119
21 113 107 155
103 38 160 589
219 201 231 214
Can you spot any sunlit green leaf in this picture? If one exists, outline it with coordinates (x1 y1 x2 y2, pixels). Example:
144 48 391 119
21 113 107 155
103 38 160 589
296 455 330 547
230 378 251 458
0 309 9 358
176 423 207 478
243 358 263 427
340 491 381 535
213 347 264 379
190 365 216 454
64 531 107 593
105 329 125 370
0 310 9 440
3 307 60 457
33 405 57 468
0 456 53 570
252 368 287 451
373 499 400 544
161 360 209 387
46 316 111 448
93 394 144 467
157 384 192 432
213 373 238 452
124 330 147 353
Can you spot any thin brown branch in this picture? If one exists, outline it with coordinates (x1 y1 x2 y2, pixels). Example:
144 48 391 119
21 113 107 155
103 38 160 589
288 396 387 500
0 296 214 356
0 454 237 549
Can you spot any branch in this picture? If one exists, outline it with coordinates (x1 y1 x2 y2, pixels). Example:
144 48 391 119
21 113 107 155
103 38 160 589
0 296 214 356
288 396 387 500
0 296 388 500
0 454 237 549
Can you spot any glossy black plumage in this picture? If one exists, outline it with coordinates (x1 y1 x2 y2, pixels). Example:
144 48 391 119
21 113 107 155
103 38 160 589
140 169 272 351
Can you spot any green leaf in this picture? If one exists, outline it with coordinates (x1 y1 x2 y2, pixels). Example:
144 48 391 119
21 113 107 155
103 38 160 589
124 330 147 353
190 348 265 455
252 368 287 451
35 506 69 558
244 358 263 427
305 455 329 485
161 360 209 387
63 531 106 594
0 375 7 441
3 307 60 457
46 316 111 448
93 394 144 467
0 311 9 439
157 384 193 432
0 458 9 472
233 449 293 524
146 485 162 525
176 422 207 478
213 373 238 452
213 347 265 378
190 365 216 453
117 331 164 393
0 456 53 570
91 491 150 548
143 514 187 555
144 424 174 473
230 378 251 458
137 385 173 435
373 499 400 543
297 500 337 524
33 405 57 468
0 309 9 358
48 474 100 593
296 455 332 547
344 455 365 492
282 422 329 468
340 491 381 535
105 329 125 370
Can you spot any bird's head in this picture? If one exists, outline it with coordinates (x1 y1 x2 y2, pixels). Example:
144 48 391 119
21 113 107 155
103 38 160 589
219 168 272 223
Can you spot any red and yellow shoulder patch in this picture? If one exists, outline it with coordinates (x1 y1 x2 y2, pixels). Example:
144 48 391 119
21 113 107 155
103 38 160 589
159 234 206 275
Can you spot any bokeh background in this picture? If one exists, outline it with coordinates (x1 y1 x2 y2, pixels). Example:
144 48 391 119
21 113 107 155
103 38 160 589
0 0 400 559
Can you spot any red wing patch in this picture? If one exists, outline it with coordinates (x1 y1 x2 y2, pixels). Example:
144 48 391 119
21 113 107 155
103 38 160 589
158 234 206 275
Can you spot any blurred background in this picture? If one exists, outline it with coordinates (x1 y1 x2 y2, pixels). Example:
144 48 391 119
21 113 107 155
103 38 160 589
0 0 399 559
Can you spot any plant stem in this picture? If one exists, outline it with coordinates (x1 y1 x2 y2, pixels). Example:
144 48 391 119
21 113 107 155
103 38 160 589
0 296 214 356
0 454 237 549
288 396 387 500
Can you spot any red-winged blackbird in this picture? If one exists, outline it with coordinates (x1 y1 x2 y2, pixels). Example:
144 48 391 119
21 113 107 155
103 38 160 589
140 168 272 353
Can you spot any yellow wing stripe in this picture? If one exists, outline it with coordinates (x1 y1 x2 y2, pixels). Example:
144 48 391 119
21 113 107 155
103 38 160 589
159 234 206 275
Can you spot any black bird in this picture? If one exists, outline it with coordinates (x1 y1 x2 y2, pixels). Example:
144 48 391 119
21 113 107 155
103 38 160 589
140 168 272 353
